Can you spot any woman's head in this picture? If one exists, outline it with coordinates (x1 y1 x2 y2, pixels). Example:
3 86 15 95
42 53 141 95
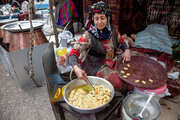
85 1 112 30
93 13 107 30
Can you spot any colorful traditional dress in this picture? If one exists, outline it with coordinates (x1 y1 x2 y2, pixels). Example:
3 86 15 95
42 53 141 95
69 27 128 89
68 1 129 89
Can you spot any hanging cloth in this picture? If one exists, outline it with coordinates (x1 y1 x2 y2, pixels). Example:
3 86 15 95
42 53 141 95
56 0 79 26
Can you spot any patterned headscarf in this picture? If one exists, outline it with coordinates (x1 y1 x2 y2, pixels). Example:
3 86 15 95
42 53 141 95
85 1 112 40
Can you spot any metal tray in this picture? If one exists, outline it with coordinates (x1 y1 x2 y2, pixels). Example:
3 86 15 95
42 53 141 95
115 55 168 89
0 18 18 25
1 20 45 33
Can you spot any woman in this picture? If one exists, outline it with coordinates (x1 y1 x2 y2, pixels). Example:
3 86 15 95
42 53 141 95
68 1 131 89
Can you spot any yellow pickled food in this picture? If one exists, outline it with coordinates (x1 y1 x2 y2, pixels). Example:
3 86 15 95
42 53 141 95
123 75 127 78
149 79 153 82
126 73 130 76
67 85 111 109
142 81 146 84
135 80 140 83
124 67 128 70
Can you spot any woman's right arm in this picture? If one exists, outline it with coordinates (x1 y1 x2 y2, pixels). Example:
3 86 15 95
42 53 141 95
73 65 87 80
68 54 87 80
68 31 91 80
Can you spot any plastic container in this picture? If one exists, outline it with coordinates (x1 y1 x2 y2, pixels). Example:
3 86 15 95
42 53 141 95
58 30 73 47
73 22 78 34
56 47 72 74
56 47 67 66
134 83 167 101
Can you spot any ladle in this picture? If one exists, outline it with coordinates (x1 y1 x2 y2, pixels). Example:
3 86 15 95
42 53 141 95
83 75 95 91
132 94 154 119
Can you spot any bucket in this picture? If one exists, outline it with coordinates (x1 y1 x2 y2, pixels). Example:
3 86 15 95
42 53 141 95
122 93 161 120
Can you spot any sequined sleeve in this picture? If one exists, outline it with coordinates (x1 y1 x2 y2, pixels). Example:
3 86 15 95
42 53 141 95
116 29 125 45
69 31 91 57
116 29 128 51
68 31 91 67
74 31 91 53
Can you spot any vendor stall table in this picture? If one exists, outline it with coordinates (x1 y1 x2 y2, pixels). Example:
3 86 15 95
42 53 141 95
57 92 123 120
41 43 123 120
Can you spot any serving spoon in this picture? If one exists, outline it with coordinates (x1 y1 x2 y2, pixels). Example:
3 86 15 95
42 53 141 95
83 75 95 91
132 94 154 119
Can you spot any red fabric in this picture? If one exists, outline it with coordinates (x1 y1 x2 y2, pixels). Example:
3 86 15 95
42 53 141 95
2 0 5 4
103 60 116 68
130 46 161 55
167 78 180 97
18 13 29 21
119 35 124 44
101 39 111 50
101 39 111 44
64 2 68 23
130 47 175 71
59 6 65 25
78 35 87 42
107 72 123 89
116 30 124 45
96 72 104 78
68 48 80 57
157 53 175 71
104 46 110 50
93 9 100 12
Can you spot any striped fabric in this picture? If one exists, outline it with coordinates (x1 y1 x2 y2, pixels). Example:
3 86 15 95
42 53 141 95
134 24 173 54
56 0 79 26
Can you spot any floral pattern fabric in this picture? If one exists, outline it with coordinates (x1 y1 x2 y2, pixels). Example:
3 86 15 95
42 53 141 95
69 29 125 89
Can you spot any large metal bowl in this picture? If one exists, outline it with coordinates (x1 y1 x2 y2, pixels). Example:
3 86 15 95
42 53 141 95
63 76 115 114
123 93 161 120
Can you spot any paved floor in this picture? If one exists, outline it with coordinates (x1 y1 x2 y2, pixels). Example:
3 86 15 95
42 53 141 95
0 58 56 120
159 97 180 120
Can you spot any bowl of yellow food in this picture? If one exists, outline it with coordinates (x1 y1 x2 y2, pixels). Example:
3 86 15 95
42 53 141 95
63 76 115 114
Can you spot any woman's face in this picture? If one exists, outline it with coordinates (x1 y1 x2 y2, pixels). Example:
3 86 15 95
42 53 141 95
93 13 107 30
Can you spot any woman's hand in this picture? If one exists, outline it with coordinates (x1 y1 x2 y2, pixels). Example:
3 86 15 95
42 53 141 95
73 65 88 82
122 49 131 63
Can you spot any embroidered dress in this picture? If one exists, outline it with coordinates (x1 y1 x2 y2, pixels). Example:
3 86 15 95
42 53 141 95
69 28 126 89
68 1 129 89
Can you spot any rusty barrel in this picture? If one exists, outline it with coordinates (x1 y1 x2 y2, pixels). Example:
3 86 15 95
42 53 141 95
0 18 18 40
2 30 11 43
9 29 48 51
0 26 3 39
1 20 48 51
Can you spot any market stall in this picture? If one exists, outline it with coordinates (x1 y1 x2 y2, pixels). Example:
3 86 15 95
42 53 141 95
0 0 179 120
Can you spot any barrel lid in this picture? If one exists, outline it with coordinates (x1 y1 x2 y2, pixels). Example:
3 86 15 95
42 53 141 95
0 18 18 25
1 20 45 33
